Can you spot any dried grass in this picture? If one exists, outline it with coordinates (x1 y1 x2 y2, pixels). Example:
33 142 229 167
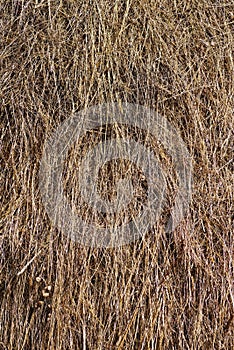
0 0 234 349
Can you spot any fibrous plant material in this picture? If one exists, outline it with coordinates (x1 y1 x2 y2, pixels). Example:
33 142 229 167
0 0 233 349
